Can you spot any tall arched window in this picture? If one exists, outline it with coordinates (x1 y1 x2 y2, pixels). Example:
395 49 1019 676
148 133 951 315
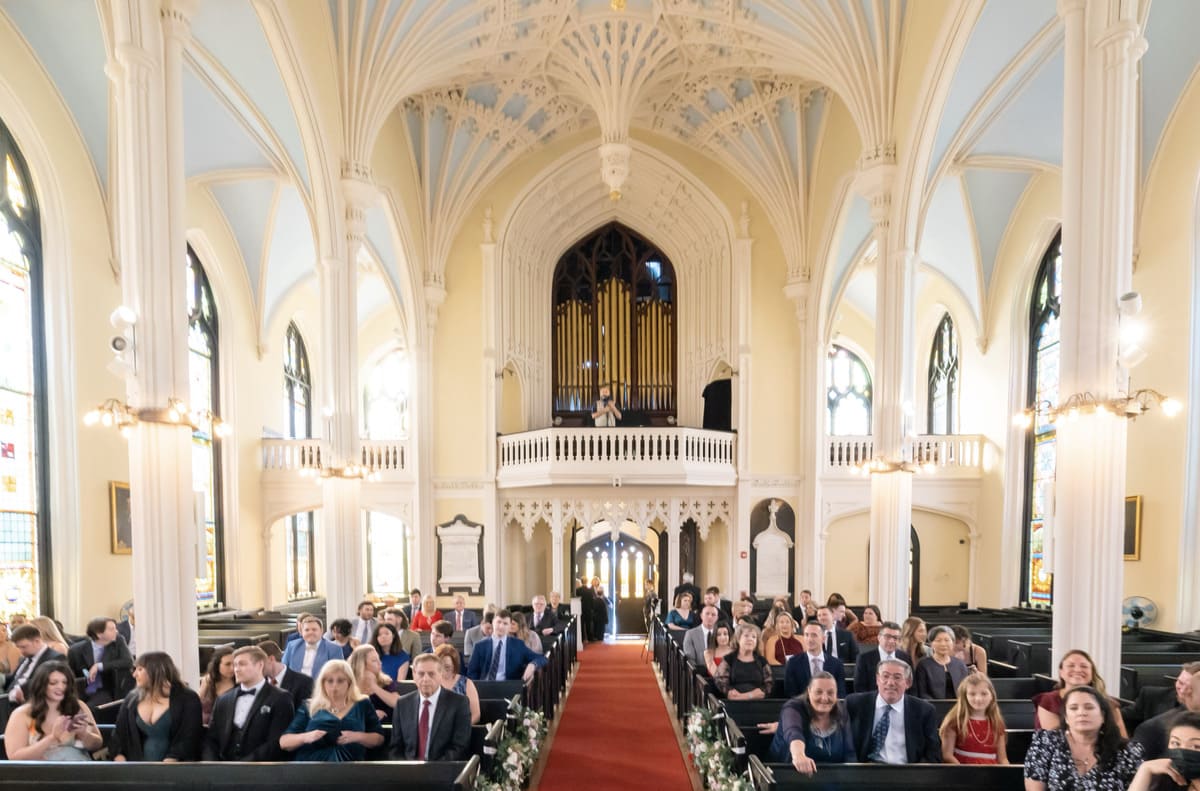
1022 232 1062 607
0 121 50 616
362 349 410 439
282 322 315 599
187 248 224 605
552 222 676 425
826 345 872 435
365 511 408 596
927 313 959 434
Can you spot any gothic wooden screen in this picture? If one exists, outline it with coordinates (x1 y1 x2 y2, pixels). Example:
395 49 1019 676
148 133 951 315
552 223 676 425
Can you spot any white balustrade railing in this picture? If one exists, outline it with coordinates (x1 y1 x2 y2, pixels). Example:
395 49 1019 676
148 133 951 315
498 427 735 470
825 434 986 475
262 438 410 476
360 439 408 473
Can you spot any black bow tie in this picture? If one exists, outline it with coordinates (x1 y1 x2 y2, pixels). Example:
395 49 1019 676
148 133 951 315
236 688 257 698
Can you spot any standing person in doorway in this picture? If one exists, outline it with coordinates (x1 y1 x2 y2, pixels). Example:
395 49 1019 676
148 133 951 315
590 578 610 641
576 578 596 642
591 383 622 427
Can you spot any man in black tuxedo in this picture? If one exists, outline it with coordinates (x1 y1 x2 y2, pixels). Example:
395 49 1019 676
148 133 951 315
854 621 913 694
67 616 134 705
203 646 294 761
814 606 859 663
529 595 560 637
391 654 471 761
784 622 847 698
259 640 313 711
845 658 941 764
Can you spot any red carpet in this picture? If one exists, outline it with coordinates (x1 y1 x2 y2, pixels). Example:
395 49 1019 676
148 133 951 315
538 642 693 790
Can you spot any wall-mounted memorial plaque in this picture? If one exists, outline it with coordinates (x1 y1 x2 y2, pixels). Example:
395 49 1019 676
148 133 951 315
437 514 484 594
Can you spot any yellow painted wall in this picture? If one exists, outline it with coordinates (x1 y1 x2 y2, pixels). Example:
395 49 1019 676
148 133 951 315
912 511 970 606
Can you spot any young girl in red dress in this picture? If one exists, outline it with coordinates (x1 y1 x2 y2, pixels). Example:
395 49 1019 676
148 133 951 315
939 673 1009 764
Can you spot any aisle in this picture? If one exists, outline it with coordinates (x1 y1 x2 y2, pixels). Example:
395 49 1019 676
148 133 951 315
537 641 693 790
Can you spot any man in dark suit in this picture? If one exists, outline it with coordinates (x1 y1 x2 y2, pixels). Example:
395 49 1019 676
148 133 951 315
402 589 423 622
203 646 294 761
5 624 66 705
67 616 134 705
348 601 378 646
785 622 847 698
446 595 480 634
845 658 941 764
814 606 859 663
575 579 596 642
701 587 734 622
1125 661 1198 730
1133 669 1200 759
466 609 548 682
259 640 313 711
549 591 570 619
529 595 559 637
854 621 913 694
391 654 472 761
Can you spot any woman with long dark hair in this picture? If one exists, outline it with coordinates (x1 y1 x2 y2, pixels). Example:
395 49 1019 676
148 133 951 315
1023 685 1143 790
111 652 203 761
369 623 410 681
3 661 102 760
197 646 235 726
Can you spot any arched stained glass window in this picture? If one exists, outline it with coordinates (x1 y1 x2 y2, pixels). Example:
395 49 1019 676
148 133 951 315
927 314 960 435
282 322 315 600
826 345 872 436
0 120 49 617
187 248 223 605
1022 232 1062 607
365 511 408 596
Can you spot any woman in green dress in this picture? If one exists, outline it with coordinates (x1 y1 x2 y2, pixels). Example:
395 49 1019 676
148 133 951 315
280 659 384 761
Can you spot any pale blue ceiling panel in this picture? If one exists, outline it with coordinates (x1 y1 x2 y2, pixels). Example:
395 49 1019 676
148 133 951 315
366 205 403 303
803 89 825 185
262 186 316 317
357 270 393 324
918 177 981 320
1 0 109 188
927 0 1056 180
828 194 874 314
842 266 875 319
190 0 309 188
210 179 278 304
774 97 800 174
963 169 1031 288
1140 0 1200 179
182 66 274 177
970 48 1064 167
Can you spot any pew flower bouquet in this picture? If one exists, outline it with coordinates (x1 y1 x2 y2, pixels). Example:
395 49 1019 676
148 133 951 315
479 703 549 791
684 708 754 791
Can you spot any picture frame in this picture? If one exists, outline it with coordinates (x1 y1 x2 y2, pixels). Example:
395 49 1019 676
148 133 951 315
110 481 132 555
1124 494 1142 561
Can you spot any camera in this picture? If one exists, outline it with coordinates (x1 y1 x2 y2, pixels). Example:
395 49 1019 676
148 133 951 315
601 395 611 404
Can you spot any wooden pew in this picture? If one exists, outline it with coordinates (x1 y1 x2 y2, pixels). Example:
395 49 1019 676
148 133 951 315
748 756 1024 790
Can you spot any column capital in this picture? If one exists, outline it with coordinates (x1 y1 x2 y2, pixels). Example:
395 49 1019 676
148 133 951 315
855 161 897 225
161 0 198 33
424 279 447 335
783 279 809 326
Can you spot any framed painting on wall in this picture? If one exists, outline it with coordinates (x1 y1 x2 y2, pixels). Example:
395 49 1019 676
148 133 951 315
110 481 132 555
1124 495 1142 561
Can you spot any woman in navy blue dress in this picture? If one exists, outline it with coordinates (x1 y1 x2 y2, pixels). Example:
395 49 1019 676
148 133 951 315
280 659 384 762
768 672 856 774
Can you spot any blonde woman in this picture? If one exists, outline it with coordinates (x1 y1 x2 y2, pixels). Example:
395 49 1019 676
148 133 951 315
30 617 69 656
0 620 22 677
410 595 443 632
280 659 383 761
348 645 400 725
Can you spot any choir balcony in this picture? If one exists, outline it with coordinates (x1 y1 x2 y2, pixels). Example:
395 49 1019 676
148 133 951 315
260 438 413 481
823 434 989 479
496 427 737 488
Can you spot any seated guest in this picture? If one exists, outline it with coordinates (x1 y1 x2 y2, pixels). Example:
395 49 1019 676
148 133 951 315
280 659 384 761
549 591 569 619
390 654 472 761
704 623 735 677
1127 662 1198 732
5 624 66 707
464 611 494 660
410 595 444 632
259 640 313 711
202 646 293 762
282 616 344 679
939 673 1008 764
0 619 21 680
826 593 859 630
702 586 734 622
402 589 423 622
900 616 928 663
328 619 355 658
369 623 411 682
511 612 544 655
785 622 847 698
682 605 721 670
765 613 804 667
466 609 548 682
111 652 203 762
1034 649 1127 737
529 594 559 636
792 589 817 626
768 672 856 772
951 624 988 675
447 594 479 633
914 626 970 700
1135 670 1200 759
815 606 859 663
284 612 311 644
672 573 702 614
348 600 378 646
848 605 883 648
1129 711 1200 790
31 616 70 656
730 598 754 625
198 647 235 726
666 592 699 631
349 645 400 725
3 661 102 760
430 621 463 668
854 621 913 694
434 643 481 724
713 622 771 701
845 658 941 764
382 608 425 657
67 616 133 705
760 601 789 646
1024 685 1143 790
116 605 136 658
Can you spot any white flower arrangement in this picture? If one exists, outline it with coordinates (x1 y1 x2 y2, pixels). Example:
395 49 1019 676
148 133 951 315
477 702 549 791
683 707 754 791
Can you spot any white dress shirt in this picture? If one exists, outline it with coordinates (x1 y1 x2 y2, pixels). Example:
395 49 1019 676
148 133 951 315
873 695 908 764
233 680 265 728
417 687 442 760
301 643 318 676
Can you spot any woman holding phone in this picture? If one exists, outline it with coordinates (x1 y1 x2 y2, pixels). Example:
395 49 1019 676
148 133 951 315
4 661 102 760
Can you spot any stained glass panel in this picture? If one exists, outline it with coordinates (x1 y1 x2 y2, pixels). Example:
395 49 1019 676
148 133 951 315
826 346 872 435
927 314 959 434
187 250 222 604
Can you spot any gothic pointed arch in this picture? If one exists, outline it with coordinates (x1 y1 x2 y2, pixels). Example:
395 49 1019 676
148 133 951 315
927 313 960 434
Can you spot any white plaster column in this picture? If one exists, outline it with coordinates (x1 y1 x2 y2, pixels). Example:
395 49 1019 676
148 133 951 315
480 211 501 603
732 208 754 595
785 279 821 594
667 498 682 593
861 162 916 624
108 0 199 683
1052 0 1144 683
550 500 565 597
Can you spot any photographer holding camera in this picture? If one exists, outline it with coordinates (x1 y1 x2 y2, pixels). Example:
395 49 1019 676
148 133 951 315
591 383 623 427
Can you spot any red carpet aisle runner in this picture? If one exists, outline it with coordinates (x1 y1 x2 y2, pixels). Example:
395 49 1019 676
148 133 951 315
538 642 693 790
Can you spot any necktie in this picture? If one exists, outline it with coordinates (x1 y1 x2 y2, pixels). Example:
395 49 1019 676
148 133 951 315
456 612 463 631
812 656 822 676
869 705 892 762
268 676 278 687
826 631 836 657
487 639 503 680
418 699 431 760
